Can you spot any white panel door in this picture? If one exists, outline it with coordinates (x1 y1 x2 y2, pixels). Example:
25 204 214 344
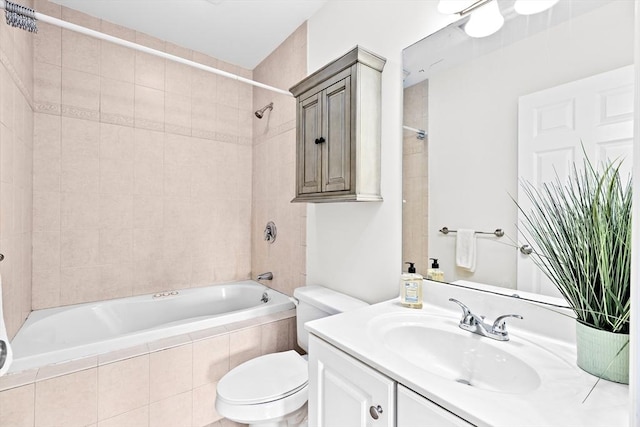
397 385 473 427
517 65 634 296
308 335 395 427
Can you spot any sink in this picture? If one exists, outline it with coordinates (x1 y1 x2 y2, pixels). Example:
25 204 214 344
368 312 546 394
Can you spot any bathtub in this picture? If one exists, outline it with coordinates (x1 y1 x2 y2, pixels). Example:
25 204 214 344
9 281 295 373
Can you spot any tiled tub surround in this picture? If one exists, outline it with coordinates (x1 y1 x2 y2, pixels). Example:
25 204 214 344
0 0 34 339
31 0 255 310
10 281 294 372
0 309 296 427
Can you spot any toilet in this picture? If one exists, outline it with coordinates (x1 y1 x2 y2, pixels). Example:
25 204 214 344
215 285 368 427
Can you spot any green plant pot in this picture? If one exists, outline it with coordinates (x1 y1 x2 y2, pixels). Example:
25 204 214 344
576 321 629 384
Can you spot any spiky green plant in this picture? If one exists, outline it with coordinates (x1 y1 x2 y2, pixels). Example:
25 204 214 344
518 159 631 334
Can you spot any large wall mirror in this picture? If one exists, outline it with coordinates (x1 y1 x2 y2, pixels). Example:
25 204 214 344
402 0 634 301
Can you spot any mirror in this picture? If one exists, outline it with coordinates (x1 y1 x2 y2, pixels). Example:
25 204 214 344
402 0 634 300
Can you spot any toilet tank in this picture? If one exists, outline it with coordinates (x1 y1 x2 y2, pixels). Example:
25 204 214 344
293 286 368 352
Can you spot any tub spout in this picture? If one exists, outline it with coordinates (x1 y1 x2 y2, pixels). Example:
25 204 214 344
257 272 273 281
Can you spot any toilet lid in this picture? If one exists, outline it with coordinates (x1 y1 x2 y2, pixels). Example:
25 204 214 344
217 350 308 405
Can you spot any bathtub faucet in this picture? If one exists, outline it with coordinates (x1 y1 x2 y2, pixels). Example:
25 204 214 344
256 272 273 281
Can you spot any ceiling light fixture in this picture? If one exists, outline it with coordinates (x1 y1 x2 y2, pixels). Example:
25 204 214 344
464 0 504 38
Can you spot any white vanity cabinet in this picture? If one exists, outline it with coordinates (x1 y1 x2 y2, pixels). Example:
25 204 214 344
397 385 474 427
308 334 395 427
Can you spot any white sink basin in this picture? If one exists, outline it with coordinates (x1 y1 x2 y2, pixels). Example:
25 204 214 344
368 312 558 394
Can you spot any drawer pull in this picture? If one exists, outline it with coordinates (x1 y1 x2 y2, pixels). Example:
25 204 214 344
315 137 326 144
369 405 383 420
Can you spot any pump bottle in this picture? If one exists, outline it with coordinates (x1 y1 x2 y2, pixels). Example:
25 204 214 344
400 262 423 309
426 258 445 282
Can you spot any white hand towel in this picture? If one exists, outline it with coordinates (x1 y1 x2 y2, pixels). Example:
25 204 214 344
0 273 14 376
456 229 476 272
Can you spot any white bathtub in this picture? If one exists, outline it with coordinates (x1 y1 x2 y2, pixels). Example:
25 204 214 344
10 281 295 373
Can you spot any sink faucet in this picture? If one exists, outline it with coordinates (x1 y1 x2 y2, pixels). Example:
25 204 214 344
449 298 522 341
256 272 273 281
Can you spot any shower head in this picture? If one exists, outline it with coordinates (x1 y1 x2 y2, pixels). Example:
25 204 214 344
255 102 273 119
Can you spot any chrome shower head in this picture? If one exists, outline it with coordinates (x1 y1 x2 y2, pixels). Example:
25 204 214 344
255 102 273 119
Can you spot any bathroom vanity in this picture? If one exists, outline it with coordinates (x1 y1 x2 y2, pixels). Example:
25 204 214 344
305 281 629 427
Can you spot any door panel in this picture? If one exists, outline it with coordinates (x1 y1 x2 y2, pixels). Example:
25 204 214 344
517 65 634 296
300 93 322 194
323 77 351 192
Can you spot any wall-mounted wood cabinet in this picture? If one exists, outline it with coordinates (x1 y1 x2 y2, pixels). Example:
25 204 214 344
290 46 386 203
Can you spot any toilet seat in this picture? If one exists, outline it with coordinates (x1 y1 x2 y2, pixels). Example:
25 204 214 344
217 350 308 404
216 350 309 424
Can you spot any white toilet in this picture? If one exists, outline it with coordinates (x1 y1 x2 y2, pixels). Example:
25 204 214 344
215 285 367 427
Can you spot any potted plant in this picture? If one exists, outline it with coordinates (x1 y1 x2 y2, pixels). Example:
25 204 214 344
517 158 631 384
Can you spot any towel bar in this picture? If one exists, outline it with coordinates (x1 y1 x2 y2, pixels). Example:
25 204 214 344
439 227 504 237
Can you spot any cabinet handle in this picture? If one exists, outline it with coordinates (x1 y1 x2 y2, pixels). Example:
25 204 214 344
315 137 326 144
369 405 383 420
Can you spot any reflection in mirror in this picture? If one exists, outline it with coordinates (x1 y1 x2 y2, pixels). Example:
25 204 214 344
402 0 634 302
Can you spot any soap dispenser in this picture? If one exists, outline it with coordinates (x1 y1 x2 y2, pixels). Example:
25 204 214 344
400 262 423 309
427 258 445 282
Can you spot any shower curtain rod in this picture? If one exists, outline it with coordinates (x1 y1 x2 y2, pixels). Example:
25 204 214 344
0 0 293 97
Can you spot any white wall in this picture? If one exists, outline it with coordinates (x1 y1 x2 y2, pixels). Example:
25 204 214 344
305 1 454 303
428 1 634 289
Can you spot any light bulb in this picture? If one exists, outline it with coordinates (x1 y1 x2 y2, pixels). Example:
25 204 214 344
514 0 559 15
464 0 504 38
438 0 475 14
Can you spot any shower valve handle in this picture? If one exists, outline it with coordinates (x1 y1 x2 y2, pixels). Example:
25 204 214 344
315 137 325 144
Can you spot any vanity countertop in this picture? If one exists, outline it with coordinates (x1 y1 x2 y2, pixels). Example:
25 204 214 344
305 281 629 427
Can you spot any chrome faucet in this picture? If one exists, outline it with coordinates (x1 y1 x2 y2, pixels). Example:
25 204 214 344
256 272 273 281
449 298 522 341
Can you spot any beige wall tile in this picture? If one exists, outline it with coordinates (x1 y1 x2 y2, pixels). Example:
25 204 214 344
0 384 35 427
100 156 134 194
61 29 100 75
100 123 134 159
100 78 135 126
98 406 149 427
229 327 261 369
33 191 60 232
165 61 191 94
61 191 99 230
34 22 62 66
165 92 191 135
149 344 193 403
135 52 165 90
31 268 60 309
133 195 164 229
98 355 150 421
193 382 222 427
135 85 164 131
32 232 60 273
60 229 99 268
99 263 134 300
149 391 192 427
61 69 101 119
35 368 97 427
261 319 291 355
192 334 229 387
101 41 135 83
99 228 133 265
61 153 99 193
34 62 61 111
99 193 133 230
59 266 101 305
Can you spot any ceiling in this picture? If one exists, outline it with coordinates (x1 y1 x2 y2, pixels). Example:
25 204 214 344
49 0 327 70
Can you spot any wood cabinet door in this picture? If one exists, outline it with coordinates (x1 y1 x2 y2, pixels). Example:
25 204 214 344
321 77 351 193
298 92 323 194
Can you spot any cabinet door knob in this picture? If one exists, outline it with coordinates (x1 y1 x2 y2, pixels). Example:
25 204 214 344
315 137 326 144
369 405 383 420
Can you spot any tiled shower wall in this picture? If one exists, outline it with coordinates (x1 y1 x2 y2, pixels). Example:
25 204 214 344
31 0 255 309
0 0 34 339
251 24 307 297
402 80 428 277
